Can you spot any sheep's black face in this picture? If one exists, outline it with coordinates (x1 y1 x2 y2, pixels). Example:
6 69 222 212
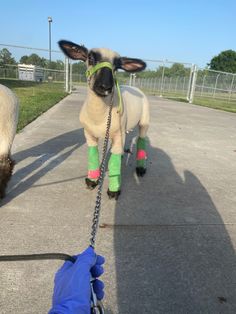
93 67 114 97
88 50 116 97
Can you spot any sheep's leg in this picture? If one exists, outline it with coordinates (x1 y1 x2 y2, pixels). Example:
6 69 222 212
107 153 122 200
107 132 124 200
0 124 16 199
0 155 15 199
86 146 100 189
84 130 99 190
136 125 148 177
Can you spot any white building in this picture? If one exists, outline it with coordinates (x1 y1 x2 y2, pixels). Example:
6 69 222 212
18 64 44 82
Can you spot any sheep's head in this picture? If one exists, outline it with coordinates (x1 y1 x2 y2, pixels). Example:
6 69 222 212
58 40 146 97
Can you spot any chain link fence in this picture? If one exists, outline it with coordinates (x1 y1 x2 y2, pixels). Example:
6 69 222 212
0 63 66 82
130 59 236 108
194 68 236 102
133 59 193 100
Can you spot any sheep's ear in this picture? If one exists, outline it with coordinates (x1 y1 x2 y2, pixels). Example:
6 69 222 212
118 57 146 72
58 40 88 61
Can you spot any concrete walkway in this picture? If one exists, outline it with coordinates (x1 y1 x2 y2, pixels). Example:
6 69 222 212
0 87 236 313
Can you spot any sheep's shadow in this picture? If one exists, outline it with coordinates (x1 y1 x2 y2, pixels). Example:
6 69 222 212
111 132 236 313
2 129 85 205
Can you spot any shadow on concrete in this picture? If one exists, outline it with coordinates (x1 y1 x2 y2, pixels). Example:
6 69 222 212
2 129 85 206
112 132 236 313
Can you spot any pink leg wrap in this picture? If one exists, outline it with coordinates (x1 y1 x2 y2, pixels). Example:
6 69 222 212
88 169 100 180
136 149 147 160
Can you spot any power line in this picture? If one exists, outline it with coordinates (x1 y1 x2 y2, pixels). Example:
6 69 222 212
0 43 61 54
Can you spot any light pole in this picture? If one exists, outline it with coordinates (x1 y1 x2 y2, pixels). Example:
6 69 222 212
48 17 52 64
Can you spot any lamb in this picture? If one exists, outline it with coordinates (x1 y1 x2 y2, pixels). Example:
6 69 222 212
58 40 149 200
0 84 19 199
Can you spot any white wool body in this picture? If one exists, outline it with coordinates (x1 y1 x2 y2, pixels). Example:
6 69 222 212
79 85 149 154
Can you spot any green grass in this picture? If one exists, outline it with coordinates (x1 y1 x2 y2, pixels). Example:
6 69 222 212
141 87 236 113
168 94 236 113
192 96 236 113
0 79 68 131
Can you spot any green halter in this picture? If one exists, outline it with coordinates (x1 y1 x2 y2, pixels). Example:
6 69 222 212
86 62 123 113
86 62 113 78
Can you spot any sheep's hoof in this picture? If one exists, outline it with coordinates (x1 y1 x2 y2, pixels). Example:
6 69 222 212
136 167 146 177
0 156 15 199
85 178 98 190
107 189 121 200
0 190 6 199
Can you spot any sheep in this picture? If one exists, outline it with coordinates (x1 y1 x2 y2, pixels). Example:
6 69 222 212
58 40 149 199
0 84 19 199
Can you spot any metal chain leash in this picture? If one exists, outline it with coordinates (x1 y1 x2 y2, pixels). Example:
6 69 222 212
90 92 114 248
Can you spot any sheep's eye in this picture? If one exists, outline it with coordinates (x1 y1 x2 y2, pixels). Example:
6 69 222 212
88 54 96 66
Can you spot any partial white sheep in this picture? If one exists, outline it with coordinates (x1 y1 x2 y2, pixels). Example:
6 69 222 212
59 40 149 199
0 84 19 198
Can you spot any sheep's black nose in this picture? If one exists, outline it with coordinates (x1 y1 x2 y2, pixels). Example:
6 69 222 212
100 83 113 92
93 67 114 96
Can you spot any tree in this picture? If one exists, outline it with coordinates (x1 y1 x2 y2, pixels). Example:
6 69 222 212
47 60 64 70
208 50 236 73
72 62 87 74
19 53 47 67
0 48 16 66
169 63 189 77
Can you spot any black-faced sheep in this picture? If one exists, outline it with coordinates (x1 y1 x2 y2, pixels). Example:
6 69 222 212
0 84 19 199
58 40 149 200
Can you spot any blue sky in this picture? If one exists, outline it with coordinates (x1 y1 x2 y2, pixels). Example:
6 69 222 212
1 0 235 68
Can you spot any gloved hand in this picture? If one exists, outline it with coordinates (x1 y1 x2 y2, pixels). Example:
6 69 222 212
49 246 105 314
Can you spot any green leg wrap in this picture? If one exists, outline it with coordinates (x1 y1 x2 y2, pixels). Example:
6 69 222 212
88 146 100 181
136 137 147 168
108 153 121 192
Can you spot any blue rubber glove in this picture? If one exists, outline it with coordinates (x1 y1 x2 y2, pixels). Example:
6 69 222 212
49 246 105 314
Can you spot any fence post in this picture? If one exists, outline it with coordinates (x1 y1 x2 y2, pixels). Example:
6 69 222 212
187 64 193 101
133 74 136 86
160 60 166 97
174 76 179 92
65 57 70 92
129 73 136 86
69 62 73 93
129 74 132 86
188 64 197 103
182 77 186 94
200 74 206 96
228 74 235 101
153 77 157 93
213 73 220 98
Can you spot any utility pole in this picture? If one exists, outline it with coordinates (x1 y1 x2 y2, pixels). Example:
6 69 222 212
48 17 52 64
